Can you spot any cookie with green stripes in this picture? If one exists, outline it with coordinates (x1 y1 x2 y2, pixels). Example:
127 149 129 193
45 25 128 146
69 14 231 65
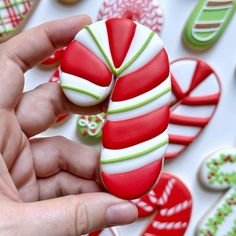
0 0 39 43
183 0 236 51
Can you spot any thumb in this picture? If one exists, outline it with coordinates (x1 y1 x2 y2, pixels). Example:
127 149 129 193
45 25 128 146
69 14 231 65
21 193 138 236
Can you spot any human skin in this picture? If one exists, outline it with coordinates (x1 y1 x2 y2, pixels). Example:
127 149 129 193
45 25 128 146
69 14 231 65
0 15 137 236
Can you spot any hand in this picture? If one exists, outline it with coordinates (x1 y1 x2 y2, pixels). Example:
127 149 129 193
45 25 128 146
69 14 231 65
0 15 137 236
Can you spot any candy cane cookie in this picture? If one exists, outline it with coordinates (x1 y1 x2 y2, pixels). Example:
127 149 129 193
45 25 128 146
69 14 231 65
167 58 221 159
0 0 39 43
133 173 192 235
98 0 164 34
60 18 171 199
77 113 106 139
183 0 236 51
49 68 70 124
197 148 236 236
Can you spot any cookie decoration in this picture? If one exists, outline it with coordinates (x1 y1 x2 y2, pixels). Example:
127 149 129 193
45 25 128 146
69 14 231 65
77 113 106 139
40 48 65 69
0 0 39 43
133 173 192 235
166 58 221 159
88 227 119 236
197 148 236 236
200 148 236 190
183 0 236 51
58 0 80 4
49 68 70 124
60 18 171 199
98 0 163 34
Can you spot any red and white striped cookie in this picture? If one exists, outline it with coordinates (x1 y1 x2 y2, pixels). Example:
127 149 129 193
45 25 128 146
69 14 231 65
166 58 221 159
40 48 65 69
133 173 192 236
49 68 70 124
88 227 119 236
60 18 171 199
98 0 163 34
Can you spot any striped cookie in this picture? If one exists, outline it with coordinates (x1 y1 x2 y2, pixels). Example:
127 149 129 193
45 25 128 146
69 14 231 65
166 58 221 159
60 18 171 199
0 0 39 42
183 0 236 51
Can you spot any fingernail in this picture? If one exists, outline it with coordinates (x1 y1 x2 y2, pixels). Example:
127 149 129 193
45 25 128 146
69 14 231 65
106 202 138 226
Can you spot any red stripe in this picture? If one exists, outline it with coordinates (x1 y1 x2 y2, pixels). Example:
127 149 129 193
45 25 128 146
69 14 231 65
103 105 169 149
169 135 194 145
112 49 169 101
170 114 209 127
61 40 112 87
102 159 163 199
170 74 185 101
106 18 136 68
182 93 220 105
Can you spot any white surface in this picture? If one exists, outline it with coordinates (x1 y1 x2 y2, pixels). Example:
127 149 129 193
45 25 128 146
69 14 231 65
21 0 236 235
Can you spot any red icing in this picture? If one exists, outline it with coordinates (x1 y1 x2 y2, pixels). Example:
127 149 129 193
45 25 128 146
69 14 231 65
61 40 112 87
106 18 136 68
88 230 102 236
134 173 192 236
102 159 163 199
41 48 64 66
103 105 169 149
112 49 169 101
167 58 221 159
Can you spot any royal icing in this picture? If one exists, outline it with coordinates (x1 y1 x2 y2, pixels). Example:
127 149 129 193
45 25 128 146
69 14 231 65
183 0 236 51
88 227 119 236
49 68 70 124
98 0 163 34
133 173 192 235
77 113 106 139
40 48 65 68
197 148 236 236
0 0 38 42
166 58 221 159
60 18 171 199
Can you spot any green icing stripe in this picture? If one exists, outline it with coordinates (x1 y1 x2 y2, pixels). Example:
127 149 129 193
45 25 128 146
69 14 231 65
0 0 30 10
61 84 101 100
108 86 171 114
85 25 155 76
101 138 168 164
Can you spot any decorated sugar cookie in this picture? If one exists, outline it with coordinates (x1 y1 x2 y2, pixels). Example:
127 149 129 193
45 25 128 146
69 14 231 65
0 0 39 43
77 113 106 139
40 48 65 69
183 0 236 51
49 69 70 124
199 148 236 190
98 0 163 33
58 0 80 4
197 148 236 236
60 18 171 199
166 58 221 159
133 173 192 235
88 227 119 236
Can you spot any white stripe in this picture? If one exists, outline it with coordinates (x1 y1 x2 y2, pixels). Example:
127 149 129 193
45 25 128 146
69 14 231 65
193 27 220 33
108 77 171 121
60 71 113 106
101 141 167 174
168 124 200 137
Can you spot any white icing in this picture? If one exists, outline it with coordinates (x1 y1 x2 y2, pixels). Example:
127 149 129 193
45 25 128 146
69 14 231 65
60 71 113 106
168 123 200 137
160 200 192 216
152 221 187 230
119 30 164 76
170 60 197 93
172 104 215 118
200 147 236 190
190 73 220 96
75 21 113 69
166 143 184 154
101 141 167 174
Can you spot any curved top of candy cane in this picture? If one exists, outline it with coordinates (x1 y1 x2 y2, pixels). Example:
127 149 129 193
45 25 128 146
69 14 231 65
199 147 236 190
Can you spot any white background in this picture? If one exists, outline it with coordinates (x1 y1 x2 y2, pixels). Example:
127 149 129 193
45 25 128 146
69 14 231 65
21 0 236 235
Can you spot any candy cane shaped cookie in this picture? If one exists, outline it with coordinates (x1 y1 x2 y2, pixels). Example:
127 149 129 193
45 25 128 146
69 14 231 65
77 113 106 139
49 68 70 124
134 173 192 235
183 0 236 51
0 0 39 43
60 18 171 199
166 58 221 159
98 0 164 34
197 148 236 236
